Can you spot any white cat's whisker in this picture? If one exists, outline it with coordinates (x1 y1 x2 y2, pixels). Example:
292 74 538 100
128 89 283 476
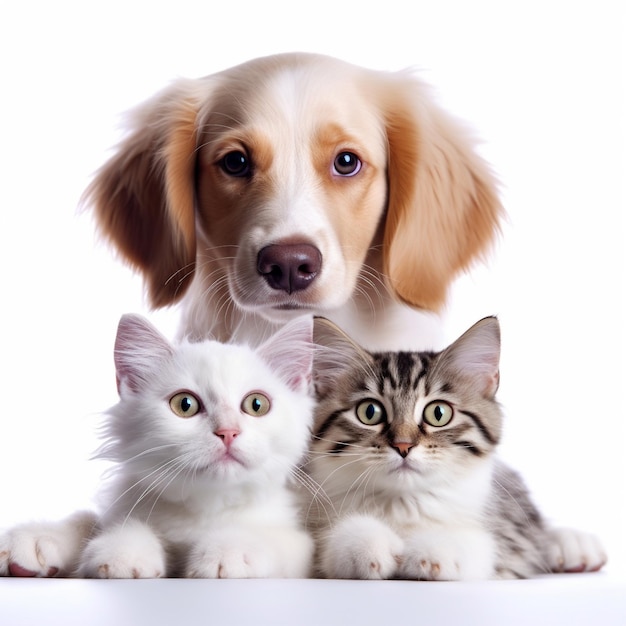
143 457 196 522
292 466 336 516
122 459 188 522
101 454 190 527
300 486 337 529
119 444 180 466
97 450 181 514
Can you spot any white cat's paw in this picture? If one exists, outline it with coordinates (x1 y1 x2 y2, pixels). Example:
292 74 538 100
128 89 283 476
546 527 607 574
319 515 403 580
186 531 274 578
187 527 313 578
79 520 165 579
0 511 97 577
0 528 65 577
399 528 495 581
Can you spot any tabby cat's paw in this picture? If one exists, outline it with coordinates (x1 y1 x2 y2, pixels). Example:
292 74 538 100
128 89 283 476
400 551 459 581
546 527 607 573
399 528 495 581
0 511 97 577
319 515 403 580
78 520 165 579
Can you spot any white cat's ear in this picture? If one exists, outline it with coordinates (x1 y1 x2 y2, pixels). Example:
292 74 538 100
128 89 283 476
114 314 174 393
437 316 501 398
313 317 371 398
257 315 314 393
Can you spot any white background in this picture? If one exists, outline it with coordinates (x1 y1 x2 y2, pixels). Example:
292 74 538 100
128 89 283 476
0 0 624 581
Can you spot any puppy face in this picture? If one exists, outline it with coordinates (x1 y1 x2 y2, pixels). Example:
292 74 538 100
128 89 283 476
86 53 502 327
195 64 388 320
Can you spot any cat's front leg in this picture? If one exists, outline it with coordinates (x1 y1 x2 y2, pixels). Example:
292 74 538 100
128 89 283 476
546 527 607 573
78 519 166 578
318 514 404 580
399 526 496 581
186 526 313 578
260 526 314 578
0 511 97 577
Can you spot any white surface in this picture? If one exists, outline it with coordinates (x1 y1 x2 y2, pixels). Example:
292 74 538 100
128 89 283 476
0 0 624 619
0 575 624 626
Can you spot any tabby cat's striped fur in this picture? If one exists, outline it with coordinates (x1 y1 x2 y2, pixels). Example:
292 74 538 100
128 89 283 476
304 317 552 580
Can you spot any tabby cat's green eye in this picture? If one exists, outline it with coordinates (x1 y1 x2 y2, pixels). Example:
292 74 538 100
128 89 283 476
241 392 271 417
356 400 386 426
423 401 454 427
169 392 201 418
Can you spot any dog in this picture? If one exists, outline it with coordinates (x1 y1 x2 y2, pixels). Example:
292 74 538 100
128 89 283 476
86 52 502 350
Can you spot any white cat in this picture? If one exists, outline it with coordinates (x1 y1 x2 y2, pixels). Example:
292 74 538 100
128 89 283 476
0 314 315 578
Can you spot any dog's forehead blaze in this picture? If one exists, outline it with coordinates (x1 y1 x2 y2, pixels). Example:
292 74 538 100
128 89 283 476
195 64 390 258
207 61 379 138
217 69 386 188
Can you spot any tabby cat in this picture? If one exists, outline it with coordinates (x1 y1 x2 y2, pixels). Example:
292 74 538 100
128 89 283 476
304 316 606 580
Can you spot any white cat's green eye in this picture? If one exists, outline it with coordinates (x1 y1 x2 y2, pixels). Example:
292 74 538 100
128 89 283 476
423 401 454 427
356 400 386 426
241 392 271 417
169 392 201 418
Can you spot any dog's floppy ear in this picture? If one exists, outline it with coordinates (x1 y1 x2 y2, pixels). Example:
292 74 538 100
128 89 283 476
83 80 200 307
378 74 503 311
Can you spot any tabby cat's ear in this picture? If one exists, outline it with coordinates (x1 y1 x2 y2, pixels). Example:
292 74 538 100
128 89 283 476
437 316 501 398
114 314 174 393
257 315 314 393
313 317 371 398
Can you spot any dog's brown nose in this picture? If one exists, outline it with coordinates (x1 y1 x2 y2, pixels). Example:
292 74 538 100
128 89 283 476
257 244 322 294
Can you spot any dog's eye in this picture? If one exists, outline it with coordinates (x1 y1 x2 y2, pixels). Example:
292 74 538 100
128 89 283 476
220 150 251 177
333 152 362 177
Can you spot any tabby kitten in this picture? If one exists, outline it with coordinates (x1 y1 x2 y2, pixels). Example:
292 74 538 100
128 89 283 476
305 316 606 580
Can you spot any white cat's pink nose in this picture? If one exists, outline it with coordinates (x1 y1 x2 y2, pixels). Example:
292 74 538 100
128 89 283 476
215 428 240 448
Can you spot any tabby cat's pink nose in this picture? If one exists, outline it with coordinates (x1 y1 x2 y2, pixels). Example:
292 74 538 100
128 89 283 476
393 441 414 458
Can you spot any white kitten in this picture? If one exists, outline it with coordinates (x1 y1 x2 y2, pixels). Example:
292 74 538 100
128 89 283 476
1 314 315 578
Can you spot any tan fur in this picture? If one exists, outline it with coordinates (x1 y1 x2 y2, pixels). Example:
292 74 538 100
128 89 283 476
85 80 201 306
84 53 502 346
377 76 502 309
